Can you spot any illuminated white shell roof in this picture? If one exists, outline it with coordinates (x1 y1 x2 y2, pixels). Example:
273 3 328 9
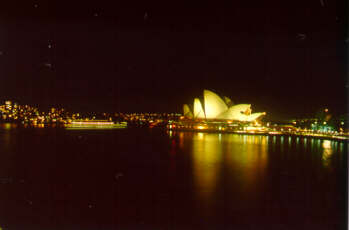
217 104 251 120
183 90 265 122
204 90 228 119
193 98 205 118
183 104 193 118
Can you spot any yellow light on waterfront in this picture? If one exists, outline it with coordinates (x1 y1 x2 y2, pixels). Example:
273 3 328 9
245 126 263 131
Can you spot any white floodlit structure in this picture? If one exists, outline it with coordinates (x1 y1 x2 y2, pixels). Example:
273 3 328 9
204 90 228 119
183 104 193 118
193 98 205 119
183 90 266 122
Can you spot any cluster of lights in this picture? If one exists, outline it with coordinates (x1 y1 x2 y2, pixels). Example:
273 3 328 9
120 113 181 125
167 119 348 140
0 101 79 125
288 108 347 135
0 101 183 128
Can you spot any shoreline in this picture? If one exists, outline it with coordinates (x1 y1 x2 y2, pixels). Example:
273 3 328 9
167 128 349 142
0 122 348 142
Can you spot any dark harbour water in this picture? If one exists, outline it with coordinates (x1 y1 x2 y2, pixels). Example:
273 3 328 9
0 124 347 230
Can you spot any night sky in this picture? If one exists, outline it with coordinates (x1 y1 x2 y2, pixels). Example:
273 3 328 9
0 0 347 118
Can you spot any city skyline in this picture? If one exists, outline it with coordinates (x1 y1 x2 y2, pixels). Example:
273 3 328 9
0 0 347 116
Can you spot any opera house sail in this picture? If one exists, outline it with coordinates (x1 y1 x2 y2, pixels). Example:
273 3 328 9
193 98 205 119
182 90 265 122
183 104 193 118
203 90 228 119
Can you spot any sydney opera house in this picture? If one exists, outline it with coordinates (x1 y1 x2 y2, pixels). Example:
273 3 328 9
182 90 265 122
167 90 266 132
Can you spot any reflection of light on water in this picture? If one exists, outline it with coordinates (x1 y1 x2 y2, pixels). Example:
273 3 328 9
339 142 344 152
254 136 259 144
322 140 333 167
4 123 11 130
272 136 277 152
322 140 331 149
0 123 14 152
168 130 173 138
0 123 17 130
179 132 184 148
280 136 285 152
310 138 317 151
192 133 222 202
316 139 321 150
191 133 268 213
225 135 268 191
197 132 204 140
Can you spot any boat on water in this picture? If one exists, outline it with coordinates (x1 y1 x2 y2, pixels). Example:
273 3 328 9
65 120 127 129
